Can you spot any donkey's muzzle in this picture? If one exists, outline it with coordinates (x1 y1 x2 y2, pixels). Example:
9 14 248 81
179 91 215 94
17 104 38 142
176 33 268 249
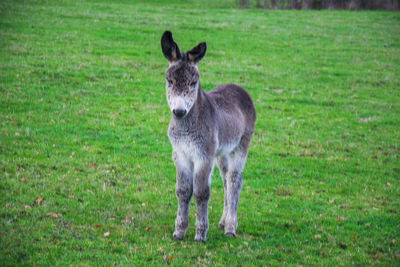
173 108 187 118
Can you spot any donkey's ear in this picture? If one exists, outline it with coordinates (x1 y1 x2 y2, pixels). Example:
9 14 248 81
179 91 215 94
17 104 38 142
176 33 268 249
161 31 181 63
186 42 207 64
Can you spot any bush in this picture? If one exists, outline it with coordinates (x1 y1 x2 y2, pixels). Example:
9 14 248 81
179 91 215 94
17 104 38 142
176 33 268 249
250 0 399 10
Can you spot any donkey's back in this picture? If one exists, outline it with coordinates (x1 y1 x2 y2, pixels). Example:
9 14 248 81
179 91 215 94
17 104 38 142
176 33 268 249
208 83 256 127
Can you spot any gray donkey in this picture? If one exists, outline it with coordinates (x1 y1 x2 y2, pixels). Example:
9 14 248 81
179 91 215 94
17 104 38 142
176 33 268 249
161 31 256 242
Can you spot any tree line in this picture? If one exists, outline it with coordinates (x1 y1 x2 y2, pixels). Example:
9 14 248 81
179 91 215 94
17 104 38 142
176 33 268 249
238 0 399 10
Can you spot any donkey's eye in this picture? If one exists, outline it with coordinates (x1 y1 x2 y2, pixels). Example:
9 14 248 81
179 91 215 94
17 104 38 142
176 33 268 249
190 81 197 88
167 80 173 87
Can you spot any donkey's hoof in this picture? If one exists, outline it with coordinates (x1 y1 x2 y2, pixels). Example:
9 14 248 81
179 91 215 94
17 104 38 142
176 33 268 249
218 222 225 229
173 235 183 241
194 233 206 242
173 231 185 241
225 231 236 238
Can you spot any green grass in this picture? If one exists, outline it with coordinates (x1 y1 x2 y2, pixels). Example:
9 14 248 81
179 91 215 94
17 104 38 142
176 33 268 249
1 0 400 265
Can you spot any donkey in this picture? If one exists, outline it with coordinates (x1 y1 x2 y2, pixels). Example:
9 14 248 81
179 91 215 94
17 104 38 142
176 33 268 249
161 31 256 242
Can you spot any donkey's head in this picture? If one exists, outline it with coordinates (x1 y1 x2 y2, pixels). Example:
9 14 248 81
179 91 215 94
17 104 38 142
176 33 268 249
161 31 206 119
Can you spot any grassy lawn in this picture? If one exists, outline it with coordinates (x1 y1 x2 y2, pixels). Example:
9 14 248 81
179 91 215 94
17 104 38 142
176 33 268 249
1 0 399 265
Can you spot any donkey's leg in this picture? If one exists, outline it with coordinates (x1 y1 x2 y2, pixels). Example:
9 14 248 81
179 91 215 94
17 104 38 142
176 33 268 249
224 163 243 236
173 152 193 240
225 135 251 237
216 155 228 229
193 159 213 242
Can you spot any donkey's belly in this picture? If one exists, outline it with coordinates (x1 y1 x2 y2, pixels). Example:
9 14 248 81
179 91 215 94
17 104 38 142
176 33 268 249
216 137 241 157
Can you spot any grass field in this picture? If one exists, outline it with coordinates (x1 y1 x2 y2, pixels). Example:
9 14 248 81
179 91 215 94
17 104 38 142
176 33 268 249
1 0 400 265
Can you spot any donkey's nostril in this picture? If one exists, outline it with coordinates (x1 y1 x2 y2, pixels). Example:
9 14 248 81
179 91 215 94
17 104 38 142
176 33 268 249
173 109 187 118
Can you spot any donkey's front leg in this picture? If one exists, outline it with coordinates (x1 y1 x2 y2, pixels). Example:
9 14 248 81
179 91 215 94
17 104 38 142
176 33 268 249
173 153 193 241
193 160 213 242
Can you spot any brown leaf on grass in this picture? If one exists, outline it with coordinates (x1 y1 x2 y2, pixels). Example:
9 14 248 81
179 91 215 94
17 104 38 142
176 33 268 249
337 216 346 222
357 117 372 123
381 201 387 206
145 226 151 231
386 182 391 186
21 178 26 183
374 253 379 259
163 255 174 262
313 234 322 239
50 213 58 218
302 150 316 157
94 224 101 228
6 203 11 208
36 197 43 206
395 254 400 259
121 217 132 224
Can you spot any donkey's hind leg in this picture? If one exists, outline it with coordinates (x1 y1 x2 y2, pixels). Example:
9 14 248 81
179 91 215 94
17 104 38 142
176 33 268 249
224 135 251 237
216 155 228 229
